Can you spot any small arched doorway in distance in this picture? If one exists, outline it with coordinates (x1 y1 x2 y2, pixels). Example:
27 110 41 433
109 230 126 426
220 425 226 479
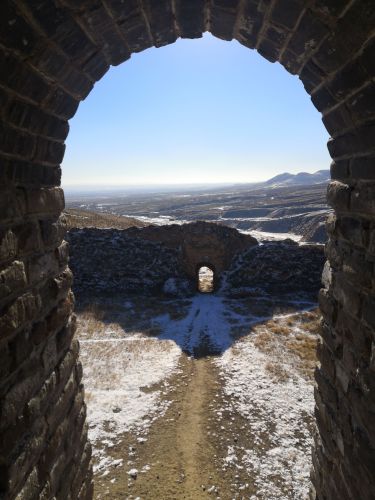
197 265 215 293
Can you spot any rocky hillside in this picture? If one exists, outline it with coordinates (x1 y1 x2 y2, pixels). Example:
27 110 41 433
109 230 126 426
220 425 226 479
64 208 146 230
247 210 329 243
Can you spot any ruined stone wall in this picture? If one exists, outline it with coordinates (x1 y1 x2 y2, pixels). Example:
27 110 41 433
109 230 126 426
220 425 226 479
67 222 257 296
67 228 325 299
124 221 257 280
66 228 187 296
0 1 374 499
225 240 325 298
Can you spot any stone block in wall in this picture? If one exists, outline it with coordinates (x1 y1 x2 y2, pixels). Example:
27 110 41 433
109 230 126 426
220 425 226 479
0 369 45 431
71 442 92 499
40 216 67 250
47 268 73 302
350 157 375 181
80 5 131 66
328 124 375 159
0 260 27 301
44 295 74 341
42 333 58 376
318 288 336 322
55 240 69 267
320 320 341 356
27 251 60 285
0 341 11 382
56 315 77 357
46 372 76 438
49 451 68 497
332 271 362 317
327 58 369 102
26 188 65 215
211 0 240 41
8 328 34 370
323 104 354 137
14 466 40 500
0 229 17 264
270 0 304 30
347 82 375 125
0 121 35 159
0 188 26 224
142 0 177 47
0 291 41 338
33 137 65 165
2 160 62 188
44 87 79 120
341 249 373 289
335 215 365 247
362 294 375 330
287 10 329 59
79 49 109 81
174 0 205 38
0 1 38 56
237 1 263 49
0 50 50 104
327 180 351 211
6 99 69 141
13 222 42 258
351 182 375 215
25 371 57 424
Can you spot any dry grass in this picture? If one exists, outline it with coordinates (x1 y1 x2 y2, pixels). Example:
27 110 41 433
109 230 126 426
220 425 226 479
265 361 290 382
252 309 321 380
253 330 273 352
265 320 291 336
64 208 146 230
76 303 125 340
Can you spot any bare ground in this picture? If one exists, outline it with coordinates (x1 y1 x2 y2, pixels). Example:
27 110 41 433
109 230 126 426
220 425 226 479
77 296 319 499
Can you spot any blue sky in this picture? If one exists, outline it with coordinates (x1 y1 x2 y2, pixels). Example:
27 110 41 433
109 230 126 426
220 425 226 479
62 33 330 187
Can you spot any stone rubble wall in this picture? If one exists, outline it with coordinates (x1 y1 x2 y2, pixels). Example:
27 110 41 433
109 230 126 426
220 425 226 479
66 228 187 296
67 228 325 299
0 1 374 499
225 240 325 297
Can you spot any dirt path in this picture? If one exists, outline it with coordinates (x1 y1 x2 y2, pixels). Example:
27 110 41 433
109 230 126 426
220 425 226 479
175 358 215 498
94 354 231 499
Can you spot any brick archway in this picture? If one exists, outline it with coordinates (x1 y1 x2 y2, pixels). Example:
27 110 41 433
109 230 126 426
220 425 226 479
0 2 374 498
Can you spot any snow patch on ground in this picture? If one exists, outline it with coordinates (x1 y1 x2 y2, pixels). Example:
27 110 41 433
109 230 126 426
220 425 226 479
80 336 182 469
154 294 234 354
216 335 314 499
240 229 303 242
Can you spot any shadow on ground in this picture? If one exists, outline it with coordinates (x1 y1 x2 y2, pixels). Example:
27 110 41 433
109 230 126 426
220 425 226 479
74 289 318 358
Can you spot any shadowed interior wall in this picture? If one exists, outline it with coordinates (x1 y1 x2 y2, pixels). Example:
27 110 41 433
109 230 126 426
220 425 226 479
0 1 374 499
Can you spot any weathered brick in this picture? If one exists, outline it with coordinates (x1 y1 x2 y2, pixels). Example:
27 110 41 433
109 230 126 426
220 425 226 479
27 251 60 286
351 183 375 216
0 261 27 301
0 51 50 103
0 291 41 338
326 181 351 211
0 229 17 264
26 188 65 215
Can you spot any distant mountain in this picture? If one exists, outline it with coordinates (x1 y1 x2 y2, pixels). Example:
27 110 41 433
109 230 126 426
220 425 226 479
263 170 330 188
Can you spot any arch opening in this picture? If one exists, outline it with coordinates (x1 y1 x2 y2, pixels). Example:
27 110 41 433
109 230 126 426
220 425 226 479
197 265 215 293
